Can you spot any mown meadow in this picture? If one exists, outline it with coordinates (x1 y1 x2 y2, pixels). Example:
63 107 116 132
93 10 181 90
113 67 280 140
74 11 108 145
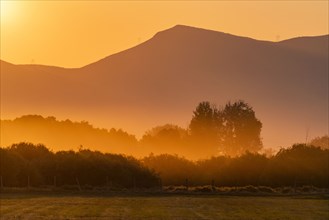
1 192 328 220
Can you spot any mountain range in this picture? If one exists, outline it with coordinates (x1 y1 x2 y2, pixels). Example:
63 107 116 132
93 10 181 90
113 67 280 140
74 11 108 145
1 25 328 149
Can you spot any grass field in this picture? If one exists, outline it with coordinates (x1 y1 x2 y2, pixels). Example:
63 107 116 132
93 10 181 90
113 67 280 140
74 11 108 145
0 192 328 220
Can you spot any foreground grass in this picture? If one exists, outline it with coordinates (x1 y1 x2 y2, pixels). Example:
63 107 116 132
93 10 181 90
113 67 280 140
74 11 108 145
0 192 328 220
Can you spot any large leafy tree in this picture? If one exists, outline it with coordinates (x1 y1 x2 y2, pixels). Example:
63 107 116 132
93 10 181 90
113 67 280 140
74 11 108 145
220 101 262 156
189 102 221 156
140 124 189 155
189 100 262 157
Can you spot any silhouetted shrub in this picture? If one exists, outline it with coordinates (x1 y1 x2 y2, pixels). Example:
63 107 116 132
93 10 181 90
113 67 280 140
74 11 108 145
143 144 329 188
0 143 160 188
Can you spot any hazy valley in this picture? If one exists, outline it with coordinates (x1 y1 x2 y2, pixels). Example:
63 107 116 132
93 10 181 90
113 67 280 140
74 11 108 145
1 25 328 152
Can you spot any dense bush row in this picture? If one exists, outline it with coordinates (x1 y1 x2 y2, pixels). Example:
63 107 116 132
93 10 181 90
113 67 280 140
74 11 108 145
0 143 328 189
143 144 329 187
0 143 160 188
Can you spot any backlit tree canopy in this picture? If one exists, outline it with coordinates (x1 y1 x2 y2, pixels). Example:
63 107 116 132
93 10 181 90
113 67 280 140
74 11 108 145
220 101 263 156
189 100 262 157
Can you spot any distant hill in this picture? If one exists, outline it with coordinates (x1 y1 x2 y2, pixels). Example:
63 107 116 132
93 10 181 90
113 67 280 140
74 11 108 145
277 35 328 56
1 25 328 149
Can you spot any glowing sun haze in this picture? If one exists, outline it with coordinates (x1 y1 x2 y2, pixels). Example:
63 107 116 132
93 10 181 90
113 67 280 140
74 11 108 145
0 1 328 68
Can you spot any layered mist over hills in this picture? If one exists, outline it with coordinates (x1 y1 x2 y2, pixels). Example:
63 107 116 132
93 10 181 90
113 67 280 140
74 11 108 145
1 25 328 150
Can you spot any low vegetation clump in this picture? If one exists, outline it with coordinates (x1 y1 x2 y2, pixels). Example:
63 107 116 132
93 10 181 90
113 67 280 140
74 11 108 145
192 185 214 193
257 186 276 193
161 185 327 195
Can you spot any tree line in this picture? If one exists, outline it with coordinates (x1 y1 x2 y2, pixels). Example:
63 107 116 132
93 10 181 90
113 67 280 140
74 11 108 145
1 100 264 159
143 100 262 158
1 115 138 156
0 142 328 188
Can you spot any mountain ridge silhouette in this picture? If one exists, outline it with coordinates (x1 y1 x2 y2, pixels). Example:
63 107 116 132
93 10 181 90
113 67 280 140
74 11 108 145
2 25 328 68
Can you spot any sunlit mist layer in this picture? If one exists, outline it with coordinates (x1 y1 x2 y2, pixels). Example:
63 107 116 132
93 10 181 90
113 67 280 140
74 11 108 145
1 115 328 160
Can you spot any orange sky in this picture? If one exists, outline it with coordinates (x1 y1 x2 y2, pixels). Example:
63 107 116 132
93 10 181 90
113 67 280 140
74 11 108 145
1 1 328 68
